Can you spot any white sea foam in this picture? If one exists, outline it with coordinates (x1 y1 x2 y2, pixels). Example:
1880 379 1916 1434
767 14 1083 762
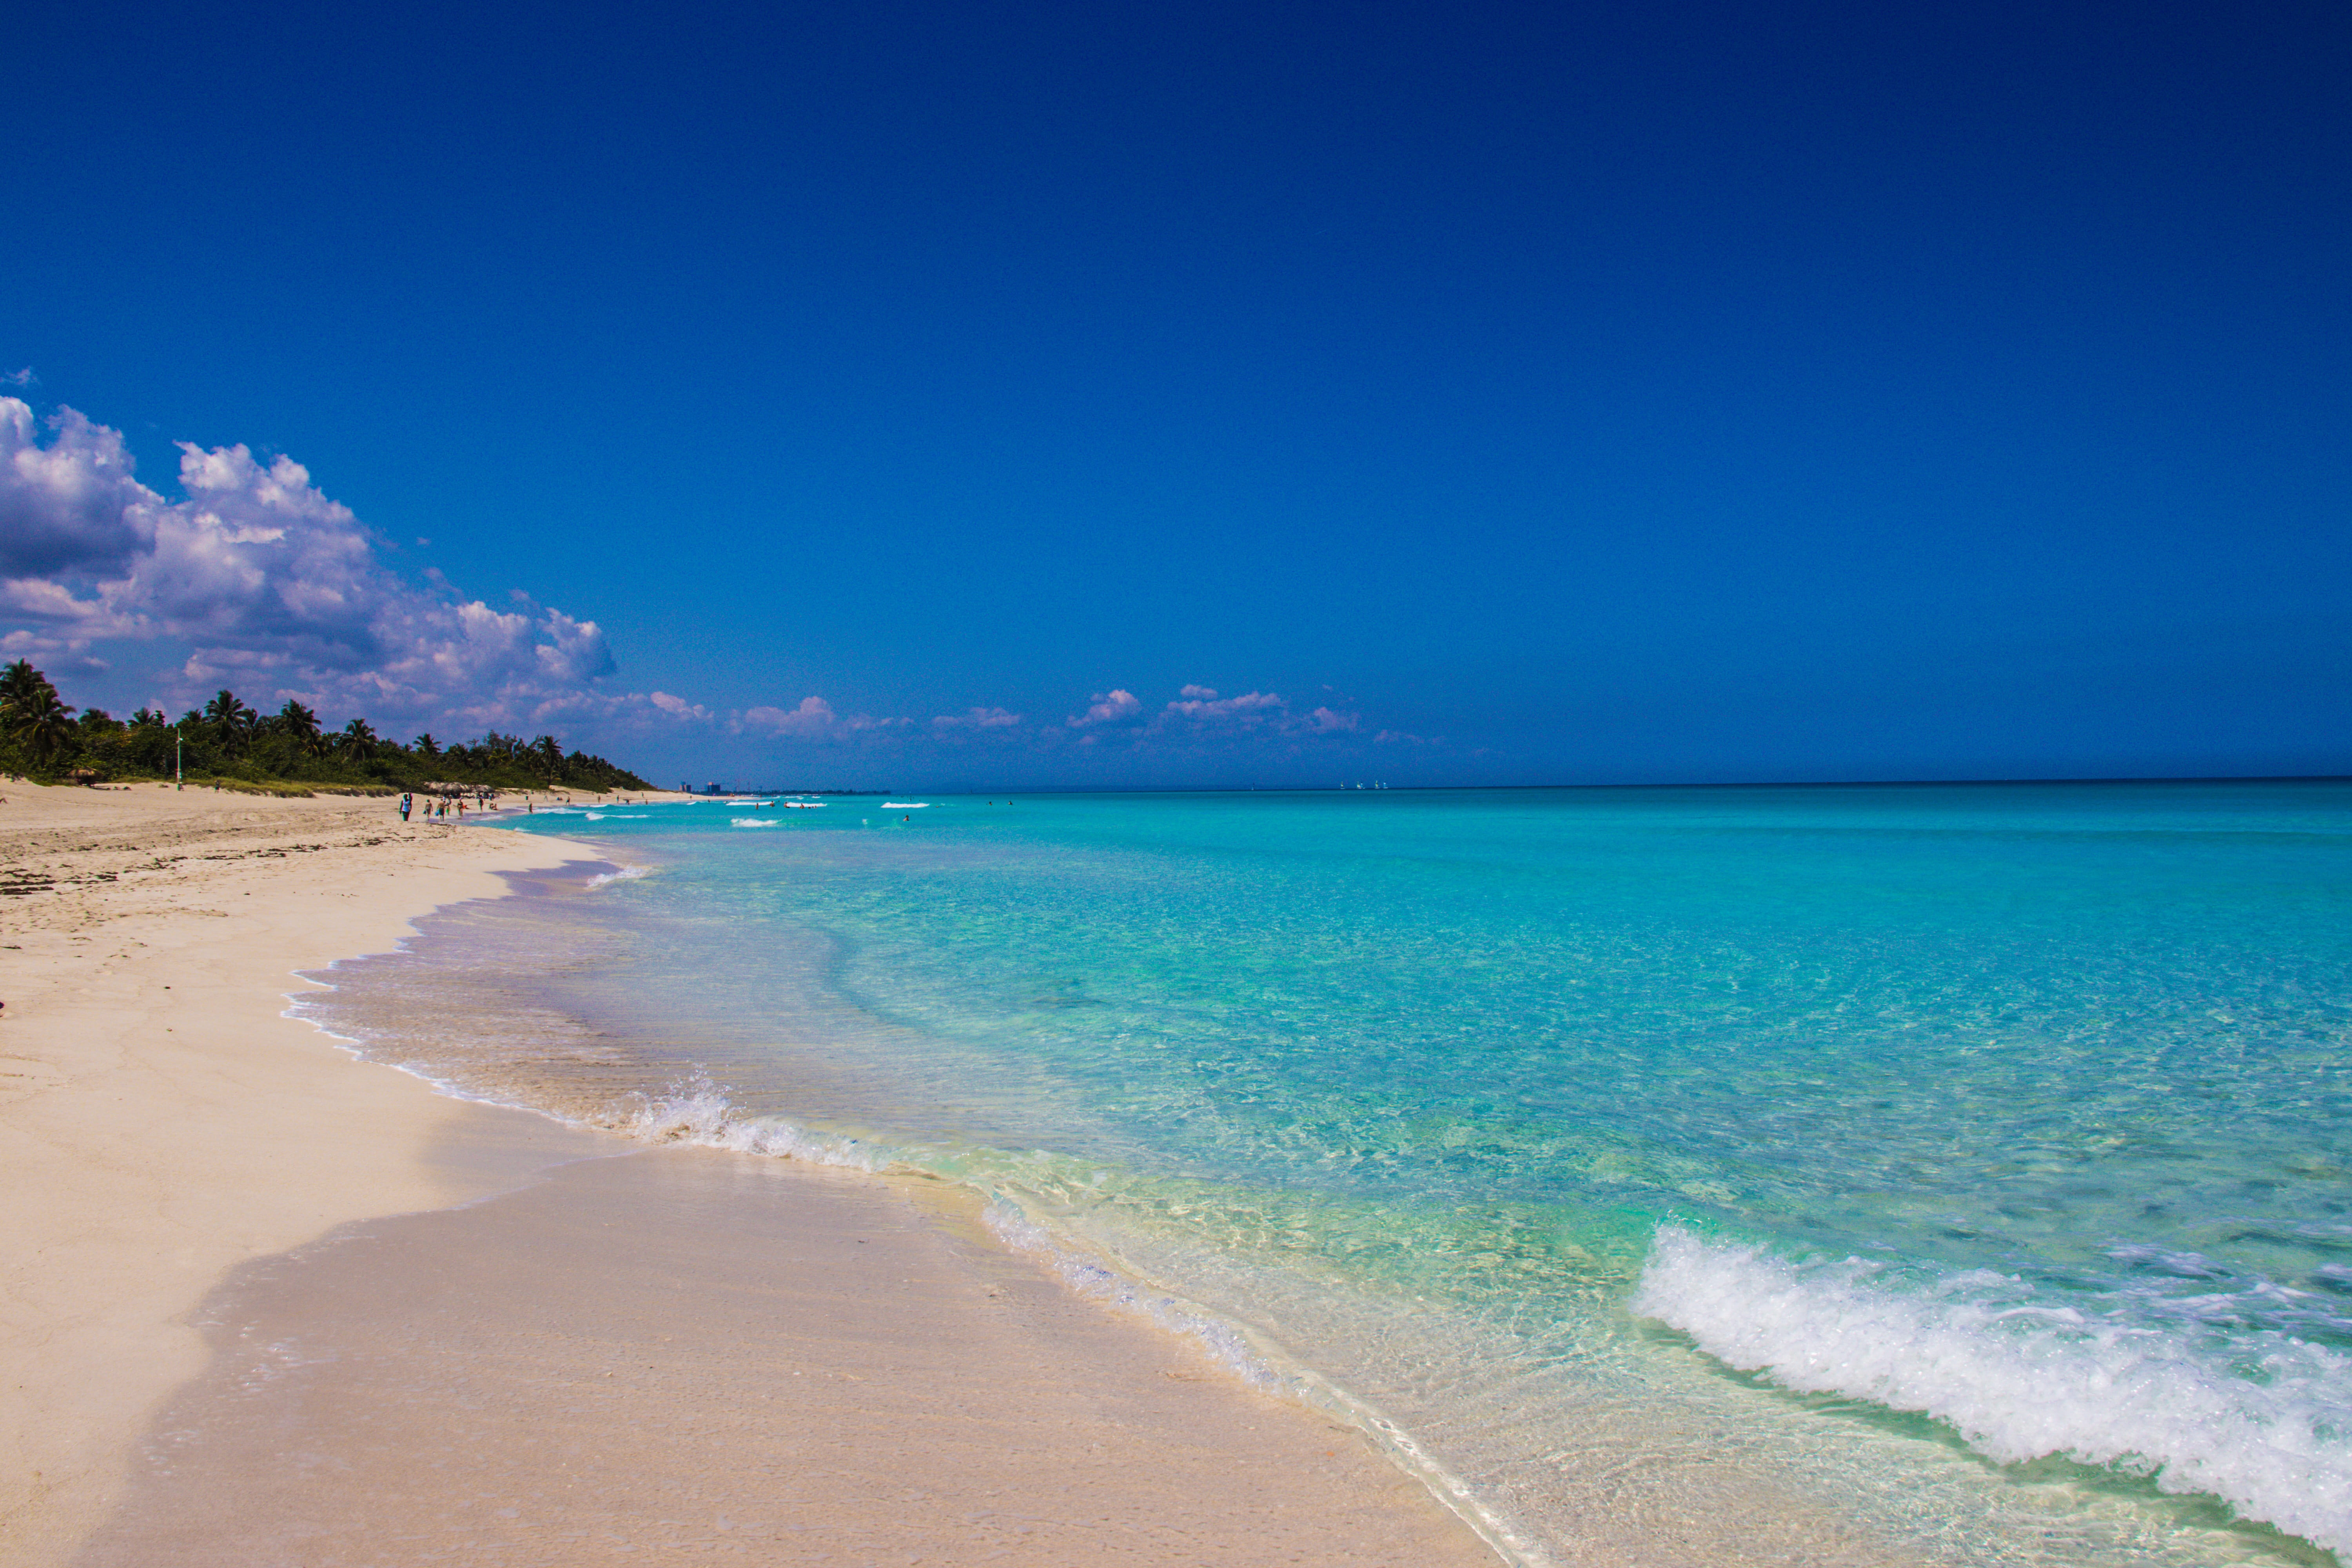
730 817 781 828
584 865 649 889
1633 1226 2352 1553
882 802 929 809
610 1078 886 1170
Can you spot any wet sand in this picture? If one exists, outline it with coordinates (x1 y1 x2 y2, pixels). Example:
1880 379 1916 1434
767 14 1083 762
79 1146 1497 1566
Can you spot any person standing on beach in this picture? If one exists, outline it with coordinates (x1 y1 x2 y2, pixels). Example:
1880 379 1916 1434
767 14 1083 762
399 792 412 822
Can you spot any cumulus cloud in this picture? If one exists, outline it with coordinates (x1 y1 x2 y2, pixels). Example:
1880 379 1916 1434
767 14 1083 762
1068 688 1142 727
1161 689 1288 726
740 696 907 741
650 690 713 721
933 706 1022 730
0 397 641 730
1155 687 1360 737
0 628 106 672
0 403 155 579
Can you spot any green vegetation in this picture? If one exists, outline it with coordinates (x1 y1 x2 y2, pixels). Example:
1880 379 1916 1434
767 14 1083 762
0 660 652 793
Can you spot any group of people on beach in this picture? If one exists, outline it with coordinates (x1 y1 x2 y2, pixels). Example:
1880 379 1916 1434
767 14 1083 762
399 792 474 823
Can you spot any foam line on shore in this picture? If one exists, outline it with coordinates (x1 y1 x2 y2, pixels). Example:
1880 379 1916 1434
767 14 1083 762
604 1075 1544 1567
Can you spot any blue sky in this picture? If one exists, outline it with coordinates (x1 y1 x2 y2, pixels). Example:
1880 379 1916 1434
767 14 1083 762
4 0 2346 787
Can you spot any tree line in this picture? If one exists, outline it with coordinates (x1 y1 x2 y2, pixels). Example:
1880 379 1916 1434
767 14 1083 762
0 660 652 793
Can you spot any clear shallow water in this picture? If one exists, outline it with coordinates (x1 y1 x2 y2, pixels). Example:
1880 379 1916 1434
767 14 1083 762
321 784 2352 1564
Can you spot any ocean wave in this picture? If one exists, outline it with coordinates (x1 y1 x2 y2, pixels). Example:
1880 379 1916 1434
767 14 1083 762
1633 1225 2352 1553
584 865 650 889
883 802 929 809
730 817 782 828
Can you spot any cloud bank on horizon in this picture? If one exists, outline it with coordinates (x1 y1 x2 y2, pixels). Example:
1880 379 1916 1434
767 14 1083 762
0 398 1374 770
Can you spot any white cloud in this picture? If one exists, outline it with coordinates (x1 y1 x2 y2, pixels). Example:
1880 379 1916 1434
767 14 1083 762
933 706 1022 730
1161 689 1287 725
0 397 631 731
0 628 106 673
0 403 155 578
1068 688 1142 727
740 696 907 741
649 690 713 721
1154 688 1361 737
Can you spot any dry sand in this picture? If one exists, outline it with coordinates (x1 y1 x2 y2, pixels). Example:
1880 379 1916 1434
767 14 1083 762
0 782 1502 1566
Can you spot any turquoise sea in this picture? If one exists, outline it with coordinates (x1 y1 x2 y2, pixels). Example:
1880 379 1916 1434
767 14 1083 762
306 782 2352 1565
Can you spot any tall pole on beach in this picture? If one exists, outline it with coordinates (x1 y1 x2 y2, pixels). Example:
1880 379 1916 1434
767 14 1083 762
174 731 182 791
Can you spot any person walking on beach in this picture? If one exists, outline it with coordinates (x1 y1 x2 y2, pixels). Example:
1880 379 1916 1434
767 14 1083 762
400 792 412 822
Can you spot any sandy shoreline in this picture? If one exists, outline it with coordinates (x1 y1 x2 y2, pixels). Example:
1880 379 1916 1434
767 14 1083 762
0 783 1500 1566
0 782 614 1561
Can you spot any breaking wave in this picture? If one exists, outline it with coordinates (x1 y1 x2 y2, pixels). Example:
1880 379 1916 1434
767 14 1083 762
1633 1226 2352 1553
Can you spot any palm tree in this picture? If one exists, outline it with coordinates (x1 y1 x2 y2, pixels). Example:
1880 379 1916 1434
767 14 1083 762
531 734 564 780
6 682 76 765
412 732 441 761
204 690 257 757
203 689 254 729
273 699 330 757
336 717 380 763
0 660 48 717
